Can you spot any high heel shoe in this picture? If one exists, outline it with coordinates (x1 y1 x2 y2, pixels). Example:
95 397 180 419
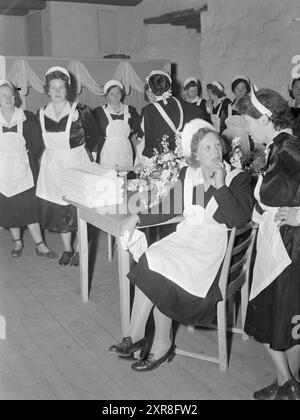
11 239 24 258
36 241 58 259
109 336 148 358
274 379 300 400
253 380 278 400
131 344 176 372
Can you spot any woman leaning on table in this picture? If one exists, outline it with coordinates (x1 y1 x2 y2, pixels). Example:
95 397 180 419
0 80 57 258
36 66 101 267
238 87 300 400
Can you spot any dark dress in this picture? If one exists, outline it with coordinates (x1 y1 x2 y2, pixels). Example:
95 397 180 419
245 132 300 351
139 97 184 158
211 97 232 133
291 107 300 139
180 98 211 124
38 103 100 233
128 167 253 325
93 104 140 162
0 110 43 228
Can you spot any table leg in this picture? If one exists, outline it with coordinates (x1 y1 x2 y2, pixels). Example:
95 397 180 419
78 209 89 303
107 234 113 262
117 236 131 337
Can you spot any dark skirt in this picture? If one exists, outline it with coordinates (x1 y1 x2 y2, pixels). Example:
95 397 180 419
128 253 222 326
245 225 300 351
0 187 39 228
38 198 77 233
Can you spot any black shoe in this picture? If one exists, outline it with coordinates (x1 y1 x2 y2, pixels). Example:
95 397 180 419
253 380 278 400
274 379 300 400
131 344 176 372
11 239 24 258
59 251 74 266
70 252 80 267
109 337 148 358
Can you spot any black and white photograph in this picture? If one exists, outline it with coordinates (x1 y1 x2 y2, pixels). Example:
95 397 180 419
0 0 300 403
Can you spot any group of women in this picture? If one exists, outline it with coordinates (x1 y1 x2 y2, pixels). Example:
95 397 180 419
1 64 300 400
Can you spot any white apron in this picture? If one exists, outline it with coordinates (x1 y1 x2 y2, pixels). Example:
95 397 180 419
0 118 34 197
36 102 90 206
145 166 239 298
100 105 133 169
211 98 232 132
249 175 292 300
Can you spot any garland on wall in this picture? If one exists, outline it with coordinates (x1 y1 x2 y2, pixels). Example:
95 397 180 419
2 57 149 97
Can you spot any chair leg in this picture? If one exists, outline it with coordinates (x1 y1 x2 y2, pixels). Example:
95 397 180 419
241 282 249 341
217 301 228 371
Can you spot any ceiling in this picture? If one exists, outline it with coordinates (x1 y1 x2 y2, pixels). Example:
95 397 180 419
0 0 143 16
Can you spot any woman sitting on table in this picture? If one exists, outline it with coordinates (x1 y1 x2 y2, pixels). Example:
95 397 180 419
238 87 300 400
36 66 100 267
93 80 140 168
0 80 57 258
109 119 253 372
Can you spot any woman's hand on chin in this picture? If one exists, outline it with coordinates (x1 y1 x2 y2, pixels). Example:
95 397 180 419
209 161 226 189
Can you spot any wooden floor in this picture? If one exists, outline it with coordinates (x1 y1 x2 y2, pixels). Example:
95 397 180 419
0 227 274 400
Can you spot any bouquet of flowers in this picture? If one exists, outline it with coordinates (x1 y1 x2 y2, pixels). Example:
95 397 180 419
230 137 266 176
128 134 186 209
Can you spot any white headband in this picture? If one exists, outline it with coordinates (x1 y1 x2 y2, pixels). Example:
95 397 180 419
0 79 13 88
181 119 216 158
146 70 172 84
184 77 198 88
210 80 224 91
45 66 71 83
231 74 250 88
104 80 124 95
250 84 272 117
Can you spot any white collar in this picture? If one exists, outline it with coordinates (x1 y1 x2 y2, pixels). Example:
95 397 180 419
0 107 26 128
44 101 72 122
106 102 125 116
186 96 201 104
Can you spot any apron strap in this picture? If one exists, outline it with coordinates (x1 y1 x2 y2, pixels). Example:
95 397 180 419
17 119 23 136
153 98 184 134
39 107 47 133
123 104 130 124
103 105 113 124
65 102 78 135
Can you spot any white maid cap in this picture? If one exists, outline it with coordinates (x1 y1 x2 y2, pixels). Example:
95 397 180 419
104 80 124 95
181 119 216 158
45 66 71 83
183 77 198 88
146 70 172 84
209 80 225 92
250 84 272 117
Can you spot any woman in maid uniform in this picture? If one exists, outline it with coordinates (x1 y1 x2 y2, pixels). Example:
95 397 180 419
137 70 184 159
93 80 140 168
206 81 232 133
0 80 57 258
36 67 100 266
109 119 253 372
181 77 211 123
238 87 300 400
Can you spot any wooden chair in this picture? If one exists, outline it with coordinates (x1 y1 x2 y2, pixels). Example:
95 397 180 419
176 222 258 372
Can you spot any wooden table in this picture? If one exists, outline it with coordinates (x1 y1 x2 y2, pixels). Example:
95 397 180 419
67 198 183 337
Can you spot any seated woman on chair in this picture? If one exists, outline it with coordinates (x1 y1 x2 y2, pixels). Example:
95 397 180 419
109 119 254 372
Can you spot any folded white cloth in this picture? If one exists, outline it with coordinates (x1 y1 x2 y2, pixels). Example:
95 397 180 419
120 229 148 262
